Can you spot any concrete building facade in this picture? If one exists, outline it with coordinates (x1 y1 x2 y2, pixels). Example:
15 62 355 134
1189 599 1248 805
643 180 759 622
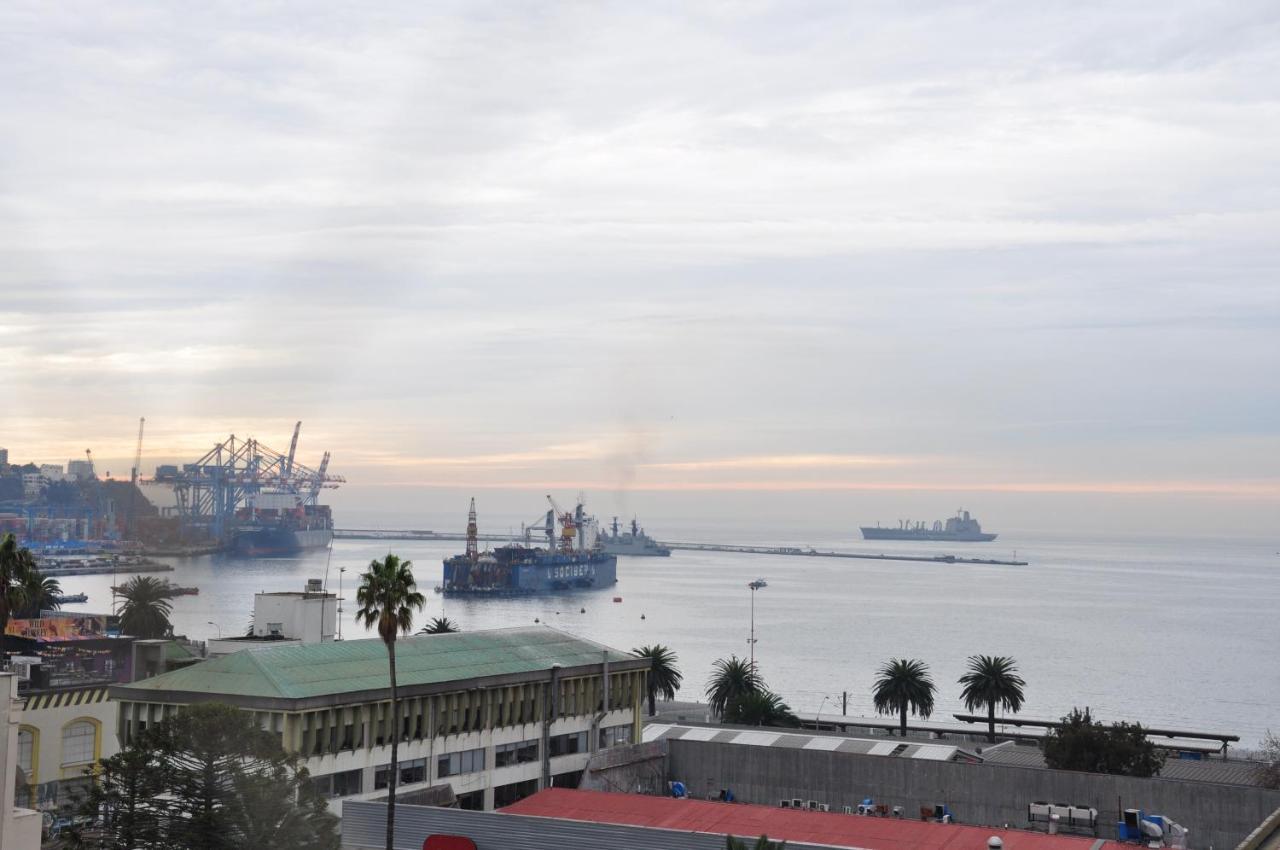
207 582 337 656
111 626 649 814
1 673 42 850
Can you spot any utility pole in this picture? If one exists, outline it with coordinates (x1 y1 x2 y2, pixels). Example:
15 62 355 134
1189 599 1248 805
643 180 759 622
842 691 848 716
747 579 767 672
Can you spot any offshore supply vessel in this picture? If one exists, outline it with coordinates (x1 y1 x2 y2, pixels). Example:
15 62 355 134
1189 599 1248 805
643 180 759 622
441 497 617 596
598 516 671 557
860 510 998 542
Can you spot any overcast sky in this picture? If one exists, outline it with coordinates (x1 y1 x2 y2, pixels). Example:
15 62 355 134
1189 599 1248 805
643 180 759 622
2 2 1278 534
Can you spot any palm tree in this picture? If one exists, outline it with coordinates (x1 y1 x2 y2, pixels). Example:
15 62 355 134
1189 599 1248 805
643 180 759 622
959 654 1026 742
117 576 175 639
19 571 62 618
416 616 459 635
705 655 761 718
0 534 37 662
356 554 425 850
632 645 683 716
726 690 799 728
726 835 786 849
872 658 936 737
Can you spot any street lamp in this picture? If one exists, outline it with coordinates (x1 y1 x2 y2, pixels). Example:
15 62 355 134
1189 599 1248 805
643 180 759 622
816 694 831 728
337 566 346 641
747 578 767 672
207 621 222 639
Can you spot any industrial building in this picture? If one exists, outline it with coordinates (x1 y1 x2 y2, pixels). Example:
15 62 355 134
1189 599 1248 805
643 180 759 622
110 626 648 814
206 580 337 656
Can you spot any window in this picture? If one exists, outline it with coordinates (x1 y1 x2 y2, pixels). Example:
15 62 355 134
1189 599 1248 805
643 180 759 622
494 739 539 768
374 757 427 789
310 769 363 799
493 777 539 807
437 747 484 778
17 729 34 774
600 725 632 748
548 731 588 757
62 721 96 765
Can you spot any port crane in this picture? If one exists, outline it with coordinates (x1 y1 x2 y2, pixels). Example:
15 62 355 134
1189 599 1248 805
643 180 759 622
126 417 146 539
160 425 344 542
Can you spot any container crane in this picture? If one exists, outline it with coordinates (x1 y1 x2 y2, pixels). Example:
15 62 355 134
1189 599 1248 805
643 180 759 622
84 449 96 479
130 418 145 484
465 497 479 561
284 421 301 478
127 417 146 540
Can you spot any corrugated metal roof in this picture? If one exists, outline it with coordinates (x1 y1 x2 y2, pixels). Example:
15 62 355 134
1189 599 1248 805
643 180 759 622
501 788 1122 850
113 626 637 701
644 723 979 762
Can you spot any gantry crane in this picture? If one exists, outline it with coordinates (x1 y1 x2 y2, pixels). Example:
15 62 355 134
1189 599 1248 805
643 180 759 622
546 494 579 554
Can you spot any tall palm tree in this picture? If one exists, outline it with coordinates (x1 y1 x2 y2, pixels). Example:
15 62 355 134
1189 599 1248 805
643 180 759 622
356 554 425 850
0 534 37 662
117 575 175 639
872 658 936 737
416 616 459 635
633 645 683 716
959 654 1026 742
705 655 761 718
19 571 61 618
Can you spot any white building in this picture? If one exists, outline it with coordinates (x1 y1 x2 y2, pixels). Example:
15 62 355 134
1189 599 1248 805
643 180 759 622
20 474 43 499
207 580 337 657
1 673 42 850
65 460 93 481
111 626 648 813
38 465 65 482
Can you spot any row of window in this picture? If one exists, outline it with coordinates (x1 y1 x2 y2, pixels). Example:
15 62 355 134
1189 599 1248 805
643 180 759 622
374 757 427 790
16 720 99 780
310 768 363 799
438 747 485 778
494 739 539 768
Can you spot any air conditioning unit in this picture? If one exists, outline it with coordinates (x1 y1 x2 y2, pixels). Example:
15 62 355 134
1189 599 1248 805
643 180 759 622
791 798 803 809
807 800 820 811
820 804 830 812
842 806 854 815
780 800 791 808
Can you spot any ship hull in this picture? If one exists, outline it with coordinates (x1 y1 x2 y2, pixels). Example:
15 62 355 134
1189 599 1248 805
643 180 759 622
599 541 671 557
233 527 333 557
861 528 997 542
442 552 618 596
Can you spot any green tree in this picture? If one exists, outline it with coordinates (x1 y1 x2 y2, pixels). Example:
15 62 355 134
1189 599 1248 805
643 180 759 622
726 835 786 849
70 703 338 850
116 575 174 638
416 616 459 634
1043 707 1162 777
633 644 683 716
958 655 1026 742
706 655 762 718
0 533 38 660
1256 730 1280 789
872 658 936 737
725 690 800 728
19 570 62 618
356 553 425 850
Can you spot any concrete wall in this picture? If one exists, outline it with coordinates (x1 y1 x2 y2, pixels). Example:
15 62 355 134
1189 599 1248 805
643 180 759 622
668 738 1280 850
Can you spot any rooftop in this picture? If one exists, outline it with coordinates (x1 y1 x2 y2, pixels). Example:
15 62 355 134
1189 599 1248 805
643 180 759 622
112 626 641 704
501 789 1121 850
644 723 984 763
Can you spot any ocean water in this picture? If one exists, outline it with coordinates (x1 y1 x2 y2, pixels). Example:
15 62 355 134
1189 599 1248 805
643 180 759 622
54 529 1280 747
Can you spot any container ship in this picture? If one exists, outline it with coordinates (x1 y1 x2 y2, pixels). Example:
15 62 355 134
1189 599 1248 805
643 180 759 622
232 504 334 556
860 510 998 542
598 516 671 557
441 497 617 596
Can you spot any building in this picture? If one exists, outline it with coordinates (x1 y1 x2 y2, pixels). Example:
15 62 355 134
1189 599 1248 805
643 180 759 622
1 673 42 850
341 788 1126 850
20 474 43 500
0 447 9 467
6 614 139 815
111 626 648 814
65 460 93 481
38 465 65 482
207 580 337 656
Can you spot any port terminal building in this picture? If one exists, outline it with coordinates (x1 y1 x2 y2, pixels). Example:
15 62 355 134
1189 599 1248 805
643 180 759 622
109 626 648 813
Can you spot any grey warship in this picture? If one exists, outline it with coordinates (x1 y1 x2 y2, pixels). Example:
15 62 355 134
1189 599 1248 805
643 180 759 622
861 510 997 542
598 516 671 557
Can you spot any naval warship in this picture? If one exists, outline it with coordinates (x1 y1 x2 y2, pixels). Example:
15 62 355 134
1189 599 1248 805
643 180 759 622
598 517 671 557
860 510 998 542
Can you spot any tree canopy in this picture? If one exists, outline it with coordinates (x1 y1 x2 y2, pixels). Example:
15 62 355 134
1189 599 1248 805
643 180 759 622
706 655 762 718
116 575 174 639
958 654 1026 742
69 702 339 850
1043 707 1162 778
872 658 936 737
633 644 683 716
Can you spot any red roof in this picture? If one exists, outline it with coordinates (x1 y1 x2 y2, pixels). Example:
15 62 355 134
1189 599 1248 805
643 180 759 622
501 789 1118 850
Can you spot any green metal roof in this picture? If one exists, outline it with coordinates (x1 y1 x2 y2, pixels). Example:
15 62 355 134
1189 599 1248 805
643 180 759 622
114 626 638 702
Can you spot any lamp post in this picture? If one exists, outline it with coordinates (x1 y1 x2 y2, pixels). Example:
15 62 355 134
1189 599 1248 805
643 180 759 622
337 566 346 641
747 578 767 672
207 621 221 639
816 694 831 728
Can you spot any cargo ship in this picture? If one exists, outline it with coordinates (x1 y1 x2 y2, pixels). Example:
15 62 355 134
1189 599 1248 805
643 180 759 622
232 504 334 556
441 497 618 596
860 510 998 542
598 516 671 557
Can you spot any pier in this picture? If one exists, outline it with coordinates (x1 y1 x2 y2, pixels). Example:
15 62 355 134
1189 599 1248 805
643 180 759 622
334 529 1028 566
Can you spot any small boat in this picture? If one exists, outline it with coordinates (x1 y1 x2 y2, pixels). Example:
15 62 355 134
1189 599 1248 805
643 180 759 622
54 592 88 604
613 596 622 603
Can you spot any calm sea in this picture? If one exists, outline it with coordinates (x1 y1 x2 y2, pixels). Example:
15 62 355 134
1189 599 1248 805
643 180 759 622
55 528 1280 747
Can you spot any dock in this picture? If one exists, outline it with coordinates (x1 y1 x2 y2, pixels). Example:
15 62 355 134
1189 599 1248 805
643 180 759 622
334 529 1028 566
